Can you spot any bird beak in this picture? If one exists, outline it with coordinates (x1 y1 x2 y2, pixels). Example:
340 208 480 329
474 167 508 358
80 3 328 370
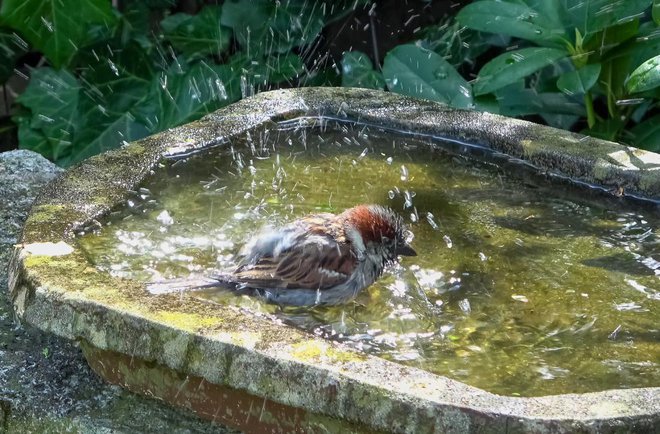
396 244 417 256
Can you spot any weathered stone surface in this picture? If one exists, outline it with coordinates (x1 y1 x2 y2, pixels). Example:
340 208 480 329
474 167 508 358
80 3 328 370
0 150 236 433
7 89 660 433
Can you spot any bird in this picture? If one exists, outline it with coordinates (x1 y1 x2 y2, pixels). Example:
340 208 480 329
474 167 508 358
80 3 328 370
147 204 416 306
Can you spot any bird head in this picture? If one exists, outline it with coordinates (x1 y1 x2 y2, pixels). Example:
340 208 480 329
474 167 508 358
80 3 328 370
342 204 416 261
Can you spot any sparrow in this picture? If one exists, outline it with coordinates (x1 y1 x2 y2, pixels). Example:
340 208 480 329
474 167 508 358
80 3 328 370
147 204 416 306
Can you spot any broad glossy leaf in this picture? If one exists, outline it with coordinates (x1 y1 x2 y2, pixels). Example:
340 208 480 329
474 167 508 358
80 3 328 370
495 88 586 116
584 19 639 54
539 113 580 131
626 54 660 93
161 6 231 58
0 0 117 68
382 44 473 109
563 0 652 37
630 114 660 151
341 51 385 90
557 64 601 95
457 1 565 46
221 0 324 55
473 47 567 95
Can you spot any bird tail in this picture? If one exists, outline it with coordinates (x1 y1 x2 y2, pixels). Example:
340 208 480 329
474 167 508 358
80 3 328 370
145 273 239 295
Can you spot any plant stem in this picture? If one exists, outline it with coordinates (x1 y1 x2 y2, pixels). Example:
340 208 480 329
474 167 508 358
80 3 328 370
584 91 596 128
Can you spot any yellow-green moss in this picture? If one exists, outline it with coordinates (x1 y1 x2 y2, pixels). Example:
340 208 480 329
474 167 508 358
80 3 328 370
290 340 367 364
152 310 224 332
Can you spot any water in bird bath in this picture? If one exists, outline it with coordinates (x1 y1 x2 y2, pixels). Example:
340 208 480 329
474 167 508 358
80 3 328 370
78 118 659 397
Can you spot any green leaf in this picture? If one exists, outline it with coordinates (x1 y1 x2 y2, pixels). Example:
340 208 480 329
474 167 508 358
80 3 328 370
226 52 304 90
161 6 231 59
382 44 473 109
495 88 586 116
16 43 158 166
261 53 304 84
626 54 660 94
582 117 626 141
220 0 324 55
456 1 565 46
473 47 567 95
15 68 80 161
299 67 341 87
0 27 28 82
0 0 117 68
341 51 385 90
584 19 639 54
630 114 660 151
563 0 652 37
654 0 660 25
134 58 240 131
557 64 601 95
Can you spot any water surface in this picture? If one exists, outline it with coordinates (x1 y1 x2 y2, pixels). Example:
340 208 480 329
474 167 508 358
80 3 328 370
79 119 660 396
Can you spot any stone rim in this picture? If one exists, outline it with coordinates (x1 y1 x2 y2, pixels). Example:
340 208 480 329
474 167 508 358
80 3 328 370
8 88 660 433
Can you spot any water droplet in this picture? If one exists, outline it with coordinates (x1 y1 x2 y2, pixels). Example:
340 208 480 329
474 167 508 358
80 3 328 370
40 16 54 32
400 165 409 181
434 69 448 79
156 210 174 226
426 212 439 230
403 190 413 208
107 59 119 76
458 298 471 314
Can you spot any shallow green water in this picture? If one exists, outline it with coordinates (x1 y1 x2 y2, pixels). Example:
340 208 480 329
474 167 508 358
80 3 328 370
79 119 660 397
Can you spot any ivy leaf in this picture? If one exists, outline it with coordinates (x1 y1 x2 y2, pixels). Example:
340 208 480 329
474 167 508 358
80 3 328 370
0 0 117 68
473 47 567 95
134 58 241 131
14 68 81 162
341 51 385 90
382 44 473 109
557 64 601 95
16 42 158 166
161 6 232 59
626 54 660 94
221 0 324 55
456 1 565 46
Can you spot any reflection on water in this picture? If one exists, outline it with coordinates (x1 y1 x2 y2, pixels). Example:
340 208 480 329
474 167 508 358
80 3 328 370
78 119 660 397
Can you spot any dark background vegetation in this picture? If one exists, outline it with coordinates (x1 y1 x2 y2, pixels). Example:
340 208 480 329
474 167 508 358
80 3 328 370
0 0 658 166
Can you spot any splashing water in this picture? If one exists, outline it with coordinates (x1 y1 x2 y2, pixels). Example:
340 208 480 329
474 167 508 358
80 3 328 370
78 119 659 396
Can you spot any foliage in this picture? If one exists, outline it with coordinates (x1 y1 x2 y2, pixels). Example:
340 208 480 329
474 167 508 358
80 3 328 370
2 1 659 164
342 1 660 151
0 0 355 165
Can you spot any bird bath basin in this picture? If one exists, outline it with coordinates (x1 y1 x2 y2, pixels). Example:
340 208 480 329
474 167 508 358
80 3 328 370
9 88 660 433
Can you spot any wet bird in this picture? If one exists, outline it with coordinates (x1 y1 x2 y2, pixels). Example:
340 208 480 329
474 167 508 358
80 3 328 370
148 204 416 306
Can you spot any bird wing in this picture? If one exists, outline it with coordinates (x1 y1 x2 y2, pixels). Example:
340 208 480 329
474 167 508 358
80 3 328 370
233 233 357 290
